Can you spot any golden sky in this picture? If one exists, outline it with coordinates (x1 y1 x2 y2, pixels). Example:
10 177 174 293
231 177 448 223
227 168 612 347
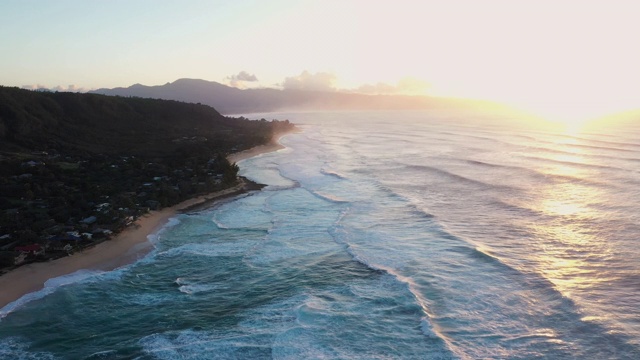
1 0 638 122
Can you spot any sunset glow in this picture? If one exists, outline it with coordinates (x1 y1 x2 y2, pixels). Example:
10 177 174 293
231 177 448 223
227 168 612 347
1 0 638 121
1 1 640 357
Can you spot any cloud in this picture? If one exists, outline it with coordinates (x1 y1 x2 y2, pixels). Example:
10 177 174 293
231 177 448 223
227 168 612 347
225 71 259 88
354 82 397 95
235 71 258 82
354 77 430 95
21 84 49 90
282 71 337 92
21 84 88 92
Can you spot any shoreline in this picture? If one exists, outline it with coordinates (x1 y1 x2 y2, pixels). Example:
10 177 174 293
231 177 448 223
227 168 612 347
0 135 291 310
227 135 287 164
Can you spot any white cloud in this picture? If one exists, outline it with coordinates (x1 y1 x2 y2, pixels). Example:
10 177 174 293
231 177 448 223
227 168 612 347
354 77 430 95
21 84 49 90
21 84 88 92
354 82 397 95
225 71 259 88
282 71 337 92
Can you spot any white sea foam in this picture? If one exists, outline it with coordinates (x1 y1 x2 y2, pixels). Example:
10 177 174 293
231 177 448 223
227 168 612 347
210 216 230 229
0 337 58 360
175 277 222 295
165 217 182 228
84 349 119 359
272 327 335 360
163 241 261 258
178 284 218 295
139 333 183 359
0 269 104 319
308 190 349 204
147 217 181 245
319 167 348 179
121 292 170 306
139 329 273 359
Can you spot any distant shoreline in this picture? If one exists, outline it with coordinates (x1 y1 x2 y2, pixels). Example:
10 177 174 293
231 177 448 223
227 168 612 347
0 133 293 311
227 130 294 164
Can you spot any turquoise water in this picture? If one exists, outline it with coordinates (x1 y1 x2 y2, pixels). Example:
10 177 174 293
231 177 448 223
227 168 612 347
1 111 639 359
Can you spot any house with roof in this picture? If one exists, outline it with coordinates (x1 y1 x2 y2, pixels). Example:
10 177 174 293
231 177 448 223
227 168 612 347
14 244 46 263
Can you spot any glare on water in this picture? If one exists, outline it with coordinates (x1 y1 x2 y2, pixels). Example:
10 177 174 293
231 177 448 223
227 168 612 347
525 133 619 319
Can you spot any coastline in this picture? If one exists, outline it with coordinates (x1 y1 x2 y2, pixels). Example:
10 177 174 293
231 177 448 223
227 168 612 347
227 138 285 164
0 136 289 310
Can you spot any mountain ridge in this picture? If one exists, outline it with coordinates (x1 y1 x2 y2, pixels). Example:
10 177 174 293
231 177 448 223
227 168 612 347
0 85 290 157
91 78 524 116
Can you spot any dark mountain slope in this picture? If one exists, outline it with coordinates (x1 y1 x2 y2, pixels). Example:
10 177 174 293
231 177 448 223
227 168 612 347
0 86 293 269
0 86 282 157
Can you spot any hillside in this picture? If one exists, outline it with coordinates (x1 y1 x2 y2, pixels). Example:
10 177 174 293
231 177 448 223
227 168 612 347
0 86 286 157
0 86 294 270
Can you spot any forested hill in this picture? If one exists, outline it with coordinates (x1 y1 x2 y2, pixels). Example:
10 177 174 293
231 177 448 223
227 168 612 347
0 86 287 157
0 86 294 270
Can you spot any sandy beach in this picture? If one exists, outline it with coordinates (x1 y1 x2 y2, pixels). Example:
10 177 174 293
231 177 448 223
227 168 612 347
227 140 284 164
0 137 289 310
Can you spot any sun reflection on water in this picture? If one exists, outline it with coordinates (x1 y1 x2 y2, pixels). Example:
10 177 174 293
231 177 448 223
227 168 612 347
525 139 614 297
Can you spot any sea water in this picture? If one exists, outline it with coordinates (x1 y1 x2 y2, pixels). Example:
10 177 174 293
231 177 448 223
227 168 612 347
1 111 639 359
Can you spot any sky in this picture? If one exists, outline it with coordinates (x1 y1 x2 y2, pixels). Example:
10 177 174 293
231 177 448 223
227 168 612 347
1 0 639 122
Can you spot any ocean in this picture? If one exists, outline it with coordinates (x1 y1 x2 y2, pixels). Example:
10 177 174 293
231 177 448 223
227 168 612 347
1 110 639 359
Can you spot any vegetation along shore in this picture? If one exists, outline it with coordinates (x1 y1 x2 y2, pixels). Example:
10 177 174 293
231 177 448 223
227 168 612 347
0 86 295 290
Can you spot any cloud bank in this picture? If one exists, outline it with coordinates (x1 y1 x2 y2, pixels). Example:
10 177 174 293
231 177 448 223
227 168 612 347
355 77 430 95
21 84 89 92
278 72 429 95
282 71 337 92
225 71 259 88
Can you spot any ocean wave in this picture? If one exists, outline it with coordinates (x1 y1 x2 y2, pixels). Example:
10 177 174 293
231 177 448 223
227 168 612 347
346 253 459 356
558 141 638 154
0 337 58 360
209 197 274 231
543 132 640 150
210 216 230 229
524 145 640 164
462 157 616 188
519 154 627 172
0 269 107 319
446 245 526 276
263 182 301 192
464 159 510 169
147 217 181 245
461 159 557 180
177 285 203 295
307 189 350 204
175 278 221 295
541 172 613 188
327 203 634 358
139 329 273 359
326 223 458 356
362 182 438 222
575 137 640 150
399 164 518 191
84 350 120 359
319 167 348 180
446 132 513 147
161 241 263 259
488 199 546 219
